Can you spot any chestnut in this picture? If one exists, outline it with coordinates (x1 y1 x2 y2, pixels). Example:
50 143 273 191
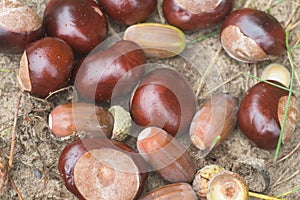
58 138 148 200
130 68 196 136
221 8 286 63
74 40 146 102
0 0 44 54
238 81 298 150
97 0 157 25
162 0 234 31
17 37 74 98
44 0 108 55
137 127 196 183
49 102 114 138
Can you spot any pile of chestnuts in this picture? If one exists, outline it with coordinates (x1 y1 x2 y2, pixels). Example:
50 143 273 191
0 0 298 199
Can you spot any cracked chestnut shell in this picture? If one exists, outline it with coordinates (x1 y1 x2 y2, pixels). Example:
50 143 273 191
221 8 285 63
130 68 196 136
58 138 148 200
238 81 298 150
74 40 146 102
162 0 234 31
97 0 157 25
17 37 74 98
0 0 44 54
44 0 108 55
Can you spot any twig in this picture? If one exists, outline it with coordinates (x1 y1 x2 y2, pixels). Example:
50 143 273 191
196 47 222 97
284 0 300 28
199 71 243 99
8 93 22 172
157 0 165 24
9 177 24 200
45 85 74 100
275 141 300 164
275 170 300 186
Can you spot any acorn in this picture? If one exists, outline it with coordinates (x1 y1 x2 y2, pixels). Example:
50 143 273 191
137 127 196 183
49 102 114 138
140 182 198 200
207 171 249 200
189 93 238 155
192 165 225 199
108 105 132 141
124 23 186 58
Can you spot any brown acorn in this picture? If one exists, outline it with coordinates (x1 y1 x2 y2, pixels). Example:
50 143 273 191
49 102 114 138
137 127 196 183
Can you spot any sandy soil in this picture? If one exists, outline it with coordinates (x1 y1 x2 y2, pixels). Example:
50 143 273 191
0 0 300 199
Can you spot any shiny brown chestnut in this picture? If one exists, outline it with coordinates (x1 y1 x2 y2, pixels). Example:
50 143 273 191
162 0 233 31
74 40 146 102
238 81 298 150
17 37 74 98
137 127 196 183
130 68 196 136
44 0 107 55
58 138 148 200
49 102 114 138
97 0 157 25
0 0 44 54
221 8 286 63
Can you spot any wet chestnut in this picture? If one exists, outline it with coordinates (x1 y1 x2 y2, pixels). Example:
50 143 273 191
0 0 44 54
58 138 148 200
130 68 196 136
44 0 108 55
221 8 285 63
97 0 157 25
162 0 234 31
17 37 74 98
74 40 146 102
238 81 298 150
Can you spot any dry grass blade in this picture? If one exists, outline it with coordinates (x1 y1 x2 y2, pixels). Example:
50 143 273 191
196 47 222 97
8 93 22 172
275 141 300 164
7 93 23 200
9 177 23 200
